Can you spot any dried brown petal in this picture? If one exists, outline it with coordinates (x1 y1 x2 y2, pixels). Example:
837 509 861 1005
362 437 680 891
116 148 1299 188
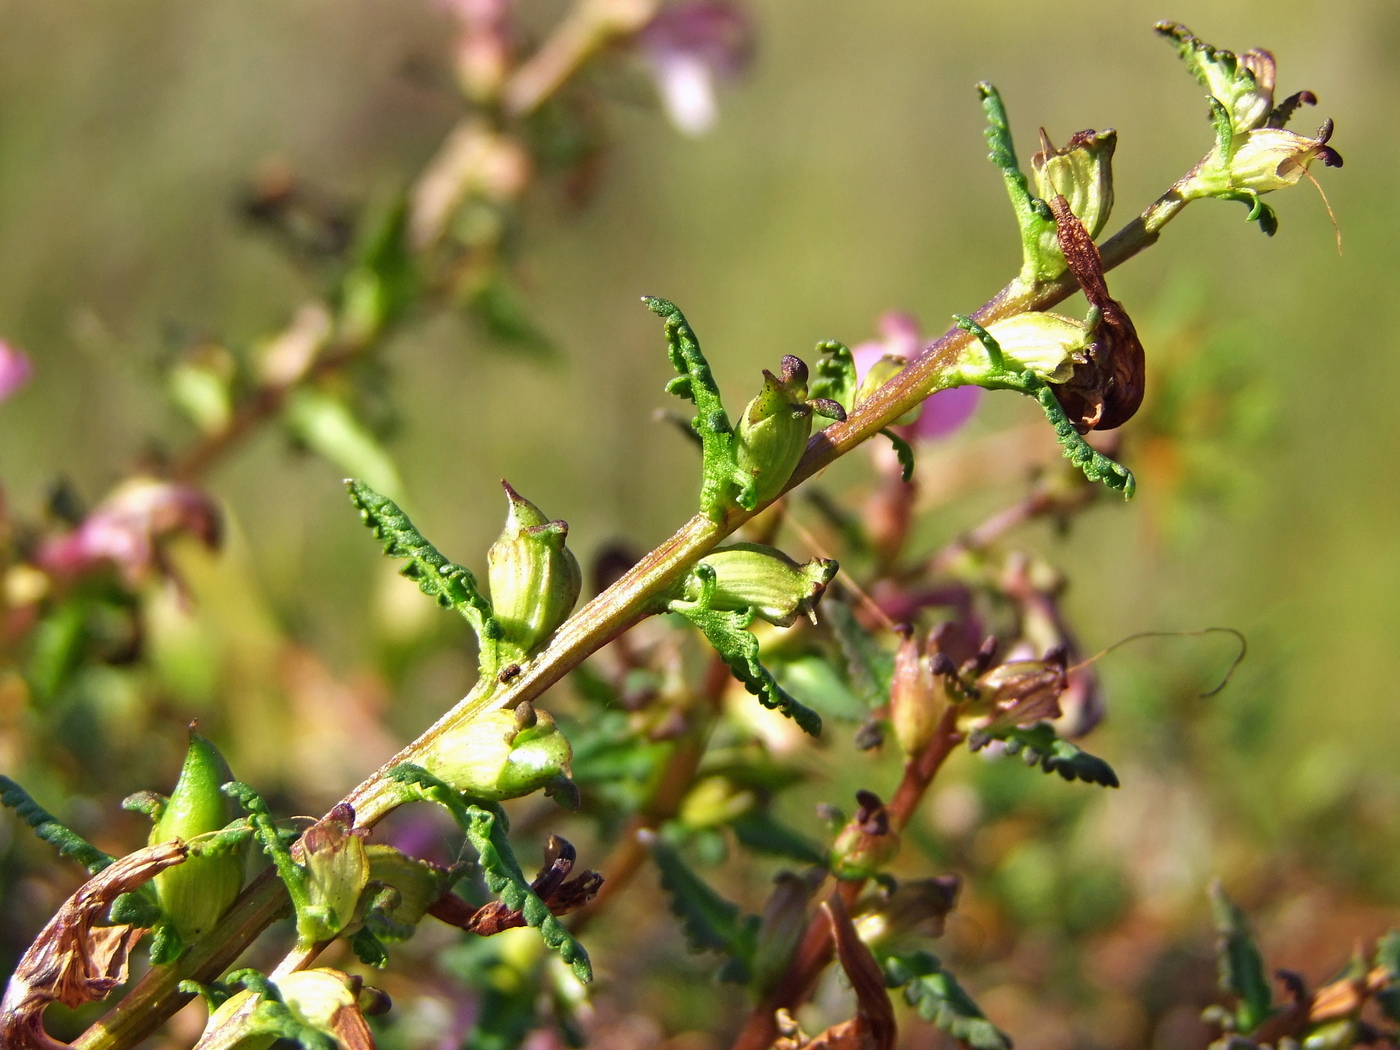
0 841 187 1050
432 834 602 936
1046 195 1146 433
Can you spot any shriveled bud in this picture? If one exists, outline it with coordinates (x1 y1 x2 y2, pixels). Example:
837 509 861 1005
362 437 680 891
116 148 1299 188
734 357 815 506
683 542 837 627
830 790 900 881
421 702 574 802
300 804 370 944
1033 128 1116 242
365 845 452 926
149 731 245 945
487 482 582 654
961 652 1068 735
890 628 941 758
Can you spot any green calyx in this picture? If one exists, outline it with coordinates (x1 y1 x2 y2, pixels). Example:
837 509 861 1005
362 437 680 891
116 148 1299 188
487 481 582 655
146 730 246 950
1031 128 1116 249
420 702 575 803
682 542 837 628
734 358 817 508
299 804 371 945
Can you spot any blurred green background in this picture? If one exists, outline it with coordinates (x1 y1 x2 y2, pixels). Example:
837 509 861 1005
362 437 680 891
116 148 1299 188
0 0 1396 1046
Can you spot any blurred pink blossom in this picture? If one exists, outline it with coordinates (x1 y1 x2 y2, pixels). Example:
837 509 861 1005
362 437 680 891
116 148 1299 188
639 1 753 136
0 341 33 403
851 312 981 440
36 478 220 587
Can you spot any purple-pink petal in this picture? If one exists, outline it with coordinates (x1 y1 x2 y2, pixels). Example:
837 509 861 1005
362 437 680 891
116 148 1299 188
851 312 981 441
0 341 33 403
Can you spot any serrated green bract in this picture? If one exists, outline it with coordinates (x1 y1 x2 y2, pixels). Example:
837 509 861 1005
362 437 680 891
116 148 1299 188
0 775 114 875
388 763 592 983
809 340 857 414
978 82 1059 286
347 481 515 678
668 574 822 736
647 296 739 521
885 951 1012 1050
646 834 758 980
971 723 1119 788
1209 881 1277 1035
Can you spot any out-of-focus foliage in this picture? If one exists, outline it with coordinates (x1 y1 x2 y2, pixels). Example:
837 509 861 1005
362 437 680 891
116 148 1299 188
0 3 1394 1050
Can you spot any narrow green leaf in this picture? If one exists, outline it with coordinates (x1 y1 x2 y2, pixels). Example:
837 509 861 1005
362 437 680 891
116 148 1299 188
0 775 113 875
672 601 822 736
390 763 592 983
977 82 1056 283
975 723 1120 788
646 834 758 976
886 951 1012 1050
645 297 739 521
880 428 915 482
730 810 826 866
1209 881 1276 1035
347 481 503 663
1030 383 1136 497
809 340 858 413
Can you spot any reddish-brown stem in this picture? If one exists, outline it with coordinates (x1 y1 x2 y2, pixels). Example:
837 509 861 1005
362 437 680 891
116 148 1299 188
729 705 963 1050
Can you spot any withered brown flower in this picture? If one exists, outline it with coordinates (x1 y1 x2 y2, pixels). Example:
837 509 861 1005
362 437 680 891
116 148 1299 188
0 841 187 1050
1046 195 1147 433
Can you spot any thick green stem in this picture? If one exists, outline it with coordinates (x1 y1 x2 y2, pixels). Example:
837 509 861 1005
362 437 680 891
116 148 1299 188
72 192 1187 1050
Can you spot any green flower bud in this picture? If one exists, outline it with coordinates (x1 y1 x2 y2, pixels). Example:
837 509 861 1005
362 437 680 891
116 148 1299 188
421 702 574 802
830 790 900 881
889 628 945 759
683 542 837 627
487 482 582 654
149 730 245 945
276 968 376 1048
734 356 814 507
1157 22 1277 134
1032 129 1116 242
299 803 370 944
365 845 452 926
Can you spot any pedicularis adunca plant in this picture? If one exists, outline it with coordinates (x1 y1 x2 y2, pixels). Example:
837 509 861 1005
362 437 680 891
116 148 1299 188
0 12 1380 1050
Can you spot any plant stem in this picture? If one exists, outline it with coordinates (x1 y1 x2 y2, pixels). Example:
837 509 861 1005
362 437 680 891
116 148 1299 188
74 189 1189 1050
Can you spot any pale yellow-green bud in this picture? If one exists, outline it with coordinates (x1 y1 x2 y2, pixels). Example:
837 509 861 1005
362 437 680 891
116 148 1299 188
1032 128 1116 242
684 542 837 627
889 629 945 759
299 803 370 944
149 731 245 945
276 969 375 1047
487 482 582 654
855 354 920 426
678 776 756 830
957 312 1089 385
421 703 574 802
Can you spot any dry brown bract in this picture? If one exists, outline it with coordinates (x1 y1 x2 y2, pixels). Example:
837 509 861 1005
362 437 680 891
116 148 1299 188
0 841 188 1050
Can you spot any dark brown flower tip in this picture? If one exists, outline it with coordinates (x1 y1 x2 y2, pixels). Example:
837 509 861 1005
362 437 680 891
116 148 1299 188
444 834 602 936
1047 195 1146 432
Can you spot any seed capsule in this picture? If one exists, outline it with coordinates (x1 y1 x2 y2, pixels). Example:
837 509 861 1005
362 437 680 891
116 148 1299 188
683 542 837 627
487 482 582 654
421 702 574 802
149 730 245 945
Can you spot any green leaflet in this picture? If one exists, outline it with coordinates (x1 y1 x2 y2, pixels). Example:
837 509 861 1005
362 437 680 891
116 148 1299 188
1374 932 1400 1024
970 723 1120 788
824 598 895 711
880 428 915 482
646 834 758 981
348 481 514 677
0 775 113 875
647 296 740 522
288 389 405 504
730 809 826 867
954 316 1135 498
977 82 1057 285
809 340 858 414
1209 881 1277 1035
668 571 822 737
885 951 1012 1050
388 763 593 983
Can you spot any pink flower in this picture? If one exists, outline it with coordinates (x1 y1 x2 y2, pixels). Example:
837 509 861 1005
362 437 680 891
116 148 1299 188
36 478 220 587
850 313 981 440
639 2 753 136
0 341 33 404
